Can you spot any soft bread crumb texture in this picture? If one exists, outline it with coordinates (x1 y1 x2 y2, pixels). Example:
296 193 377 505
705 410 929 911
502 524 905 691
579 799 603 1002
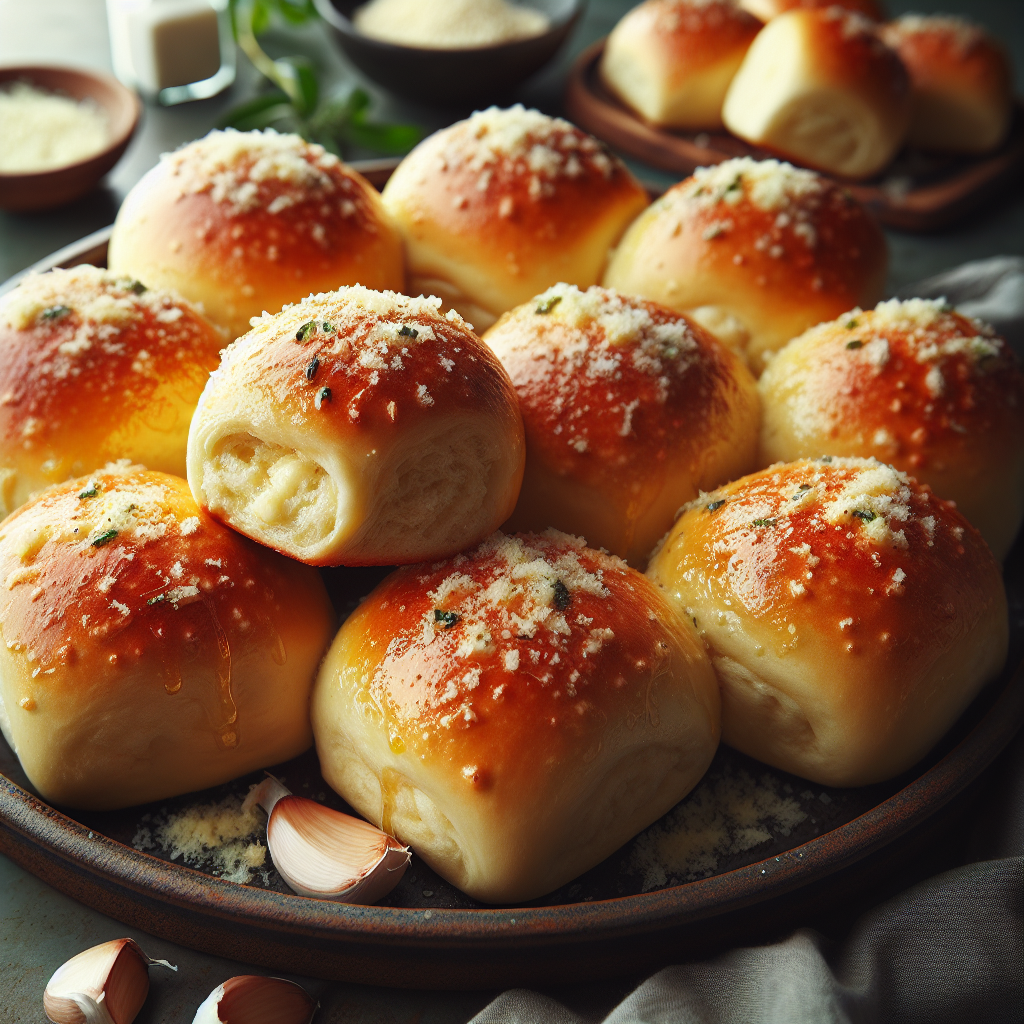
313 529 720 902
188 286 524 566
599 0 761 129
0 465 333 809
485 284 759 565
648 456 1008 786
381 105 649 327
108 129 404 340
758 298 1024 559
0 266 225 518
603 156 886 374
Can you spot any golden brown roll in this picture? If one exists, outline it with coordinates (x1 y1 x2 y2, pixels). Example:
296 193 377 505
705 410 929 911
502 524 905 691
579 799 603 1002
603 157 887 374
757 299 1024 560
600 0 762 130
722 8 911 180
484 284 760 567
0 266 225 520
879 15 1013 154
187 286 525 566
740 0 884 23
108 129 404 340
312 529 720 903
380 105 650 331
0 466 334 810
648 457 1008 786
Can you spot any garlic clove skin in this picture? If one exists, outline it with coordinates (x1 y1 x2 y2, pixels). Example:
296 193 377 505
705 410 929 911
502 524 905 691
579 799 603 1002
192 976 316 1024
43 938 176 1024
244 776 410 903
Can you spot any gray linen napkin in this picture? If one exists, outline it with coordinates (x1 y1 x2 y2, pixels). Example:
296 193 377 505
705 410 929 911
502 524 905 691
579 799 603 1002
469 258 1024 1024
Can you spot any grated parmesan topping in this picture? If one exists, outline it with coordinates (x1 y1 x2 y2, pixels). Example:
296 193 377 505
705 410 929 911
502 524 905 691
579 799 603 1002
883 13 986 54
163 128 356 216
434 105 617 197
683 157 824 214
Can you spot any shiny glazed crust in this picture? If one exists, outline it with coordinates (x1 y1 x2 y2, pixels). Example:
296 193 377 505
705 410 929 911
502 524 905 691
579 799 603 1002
0 467 334 810
312 530 720 903
722 8 912 179
879 15 1013 153
108 130 404 340
381 106 650 331
647 457 1008 786
484 285 760 566
602 157 887 374
0 267 225 520
600 0 761 129
186 287 525 566
757 299 1024 560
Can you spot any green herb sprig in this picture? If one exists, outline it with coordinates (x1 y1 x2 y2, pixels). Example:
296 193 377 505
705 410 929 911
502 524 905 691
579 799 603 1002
223 0 421 157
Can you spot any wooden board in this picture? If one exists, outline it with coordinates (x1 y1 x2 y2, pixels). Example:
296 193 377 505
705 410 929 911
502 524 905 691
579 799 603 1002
564 40 1024 232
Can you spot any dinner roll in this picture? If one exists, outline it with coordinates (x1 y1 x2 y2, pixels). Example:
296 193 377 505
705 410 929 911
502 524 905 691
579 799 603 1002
380 106 649 331
0 466 334 810
484 284 760 566
722 8 911 180
187 287 524 566
648 457 1008 786
603 157 887 374
313 530 720 903
740 0 884 23
600 0 761 130
0 266 224 520
758 299 1024 560
879 15 1013 154
108 129 404 340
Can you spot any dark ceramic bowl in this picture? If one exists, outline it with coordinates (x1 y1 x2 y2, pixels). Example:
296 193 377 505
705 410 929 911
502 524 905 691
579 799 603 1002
314 0 584 107
0 66 141 213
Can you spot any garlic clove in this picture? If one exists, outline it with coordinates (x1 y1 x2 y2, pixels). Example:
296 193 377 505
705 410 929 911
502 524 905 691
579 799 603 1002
43 938 177 1024
192 976 316 1024
243 776 410 903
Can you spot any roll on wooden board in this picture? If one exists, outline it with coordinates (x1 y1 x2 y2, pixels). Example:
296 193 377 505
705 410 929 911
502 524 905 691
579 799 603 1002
757 299 1024 560
108 129 404 340
603 157 887 375
600 0 762 130
312 530 720 903
0 266 224 520
647 457 1008 787
186 286 525 566
484 284 760 566
381 105 649 332
0 466 334 810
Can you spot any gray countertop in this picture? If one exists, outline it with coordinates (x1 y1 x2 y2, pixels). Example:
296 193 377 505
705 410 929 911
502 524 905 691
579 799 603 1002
2 1 1023 1021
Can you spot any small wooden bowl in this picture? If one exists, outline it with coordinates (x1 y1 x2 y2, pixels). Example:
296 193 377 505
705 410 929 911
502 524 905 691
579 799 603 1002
0 66 141 213
314 0 584 107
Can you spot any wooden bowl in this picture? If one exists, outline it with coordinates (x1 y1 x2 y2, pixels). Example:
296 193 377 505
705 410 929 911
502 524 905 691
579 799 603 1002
314 0 584 107
0 66 141 213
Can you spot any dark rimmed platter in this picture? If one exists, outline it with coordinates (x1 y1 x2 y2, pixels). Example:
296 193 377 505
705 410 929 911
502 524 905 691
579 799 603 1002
1 215 1022 991
564 40 1024 232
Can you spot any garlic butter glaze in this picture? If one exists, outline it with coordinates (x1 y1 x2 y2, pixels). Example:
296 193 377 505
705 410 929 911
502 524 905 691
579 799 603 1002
0 466 333 809
648 457 1008 786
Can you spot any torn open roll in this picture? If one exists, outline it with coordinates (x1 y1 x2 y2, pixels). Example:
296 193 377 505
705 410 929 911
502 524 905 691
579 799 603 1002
186 287 526 566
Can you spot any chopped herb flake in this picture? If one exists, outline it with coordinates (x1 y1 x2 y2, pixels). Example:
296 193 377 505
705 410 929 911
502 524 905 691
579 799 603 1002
41 305 71 321
147 594 167 605
434 609 461 629
398 325 418 338
305 355 320 381
706 499 727 512
321 321 335 333
314 386 332 410
296 320 317 342
845 318 859 329
846 339 864 350
852 509 877 522
752 518 777 528
726 175 742 191
552 579 571 611
124 279 147 295
820 456 833 463
78 484 99 499
91 529 118 547
535 295 562 315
